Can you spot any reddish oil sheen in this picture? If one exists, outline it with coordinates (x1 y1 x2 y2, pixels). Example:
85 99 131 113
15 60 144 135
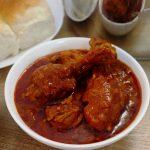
14 50 141 144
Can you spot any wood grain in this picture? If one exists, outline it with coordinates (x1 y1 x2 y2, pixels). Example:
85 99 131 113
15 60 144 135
0 1 150 150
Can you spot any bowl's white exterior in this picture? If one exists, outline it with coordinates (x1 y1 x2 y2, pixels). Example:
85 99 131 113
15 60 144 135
5 38 150 150
99 0 145 36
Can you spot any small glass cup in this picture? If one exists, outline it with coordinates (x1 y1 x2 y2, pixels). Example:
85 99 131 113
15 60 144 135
99 0 150 36
64 0 98 22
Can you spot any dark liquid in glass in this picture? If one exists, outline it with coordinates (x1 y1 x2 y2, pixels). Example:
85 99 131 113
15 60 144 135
102 0 143 23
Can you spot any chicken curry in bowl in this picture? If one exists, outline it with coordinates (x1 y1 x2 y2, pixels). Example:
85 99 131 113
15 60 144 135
15 38 141 144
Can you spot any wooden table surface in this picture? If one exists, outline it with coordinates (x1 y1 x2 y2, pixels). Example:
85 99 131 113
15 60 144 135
0 1 150 150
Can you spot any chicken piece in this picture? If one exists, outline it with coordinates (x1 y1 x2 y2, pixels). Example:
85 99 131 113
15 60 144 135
83 65 129 132
49 50 87 65
25 38 117 102
90 38 114 51
45 92 83 130
88 38 117 64
26 64 76 101
65 38 117 79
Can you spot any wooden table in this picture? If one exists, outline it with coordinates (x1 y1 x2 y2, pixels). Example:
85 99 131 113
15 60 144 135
0 1 150 150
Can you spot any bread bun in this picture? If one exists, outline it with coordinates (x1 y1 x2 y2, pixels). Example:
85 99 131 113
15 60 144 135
0 0 54 50
0 17 19 61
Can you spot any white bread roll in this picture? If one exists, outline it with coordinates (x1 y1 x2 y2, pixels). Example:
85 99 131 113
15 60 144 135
0 0 55 50
0 18 19 61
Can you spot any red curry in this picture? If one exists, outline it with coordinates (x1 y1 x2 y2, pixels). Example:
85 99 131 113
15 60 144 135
15 39 141 144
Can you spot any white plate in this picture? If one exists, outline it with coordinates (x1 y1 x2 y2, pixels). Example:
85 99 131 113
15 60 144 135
0 0 64 69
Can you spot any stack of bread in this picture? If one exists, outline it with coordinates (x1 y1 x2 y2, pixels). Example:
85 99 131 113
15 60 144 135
0 0 54 61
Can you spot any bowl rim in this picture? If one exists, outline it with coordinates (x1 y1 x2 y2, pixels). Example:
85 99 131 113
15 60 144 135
99 0 145 26
5 37 150 150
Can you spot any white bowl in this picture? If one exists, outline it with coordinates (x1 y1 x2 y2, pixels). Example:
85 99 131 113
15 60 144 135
5 38 150 150
99 0 145 36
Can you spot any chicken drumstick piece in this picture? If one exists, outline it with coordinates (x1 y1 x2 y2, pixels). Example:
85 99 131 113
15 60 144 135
25 39 117 102
45 92 83 130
